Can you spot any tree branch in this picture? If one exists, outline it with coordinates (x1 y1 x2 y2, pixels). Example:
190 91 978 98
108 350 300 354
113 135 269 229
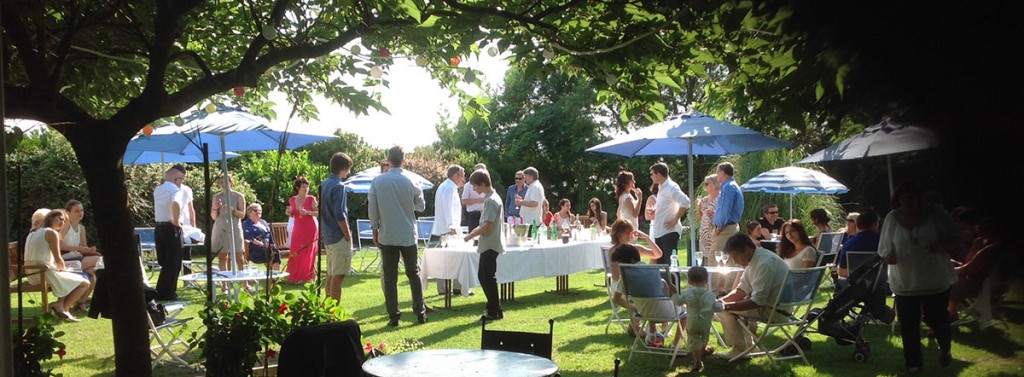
1 4 49 83
440 0 558 31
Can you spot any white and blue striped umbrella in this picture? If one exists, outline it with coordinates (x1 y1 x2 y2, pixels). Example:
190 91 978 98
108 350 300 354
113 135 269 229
343 167 434 194
741 166 848 218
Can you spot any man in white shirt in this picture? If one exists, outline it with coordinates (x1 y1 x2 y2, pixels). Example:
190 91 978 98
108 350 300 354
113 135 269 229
432 165 471 295
461 163 487 232
717 233 789 360
171 164 205 275
515 167 545 229
153 167 186 300
649 162 690 265
369 146 428 326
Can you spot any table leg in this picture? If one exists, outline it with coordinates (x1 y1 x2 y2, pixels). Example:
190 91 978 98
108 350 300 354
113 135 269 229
444 279 452 309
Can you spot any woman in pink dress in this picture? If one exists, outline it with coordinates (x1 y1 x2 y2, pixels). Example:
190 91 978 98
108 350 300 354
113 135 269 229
285 176 319 284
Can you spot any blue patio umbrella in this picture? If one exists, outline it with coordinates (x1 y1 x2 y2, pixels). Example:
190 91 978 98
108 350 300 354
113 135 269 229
740 166 849 218
123 150 240 165
343 167 434 194
587 111 794 259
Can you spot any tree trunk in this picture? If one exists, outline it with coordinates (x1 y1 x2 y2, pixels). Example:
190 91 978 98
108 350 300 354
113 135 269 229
68 124 152 376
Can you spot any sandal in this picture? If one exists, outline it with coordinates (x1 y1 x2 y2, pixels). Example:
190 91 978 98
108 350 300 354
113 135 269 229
75 301 90 312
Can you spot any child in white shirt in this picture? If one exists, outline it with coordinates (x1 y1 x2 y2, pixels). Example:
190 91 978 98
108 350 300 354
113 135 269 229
674 266 724 371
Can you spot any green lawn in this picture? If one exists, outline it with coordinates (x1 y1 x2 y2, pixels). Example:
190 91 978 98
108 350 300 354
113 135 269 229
10 248 1024 376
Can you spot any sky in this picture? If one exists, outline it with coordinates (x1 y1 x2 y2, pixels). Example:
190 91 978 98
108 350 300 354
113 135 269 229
272 53 511 150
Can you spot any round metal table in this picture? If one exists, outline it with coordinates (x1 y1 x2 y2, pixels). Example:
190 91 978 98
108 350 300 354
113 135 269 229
362 349 558 377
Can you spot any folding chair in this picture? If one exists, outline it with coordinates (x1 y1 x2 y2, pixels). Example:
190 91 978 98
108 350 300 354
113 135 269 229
355 219 379 273
601 246 630 334
135 227 160 276
953 270 1009 330
149 302 195 369
619 263 687 367
845 251 876 273
815 232 844 254
481 318 555 360
416 219 435 248
732 266 827 365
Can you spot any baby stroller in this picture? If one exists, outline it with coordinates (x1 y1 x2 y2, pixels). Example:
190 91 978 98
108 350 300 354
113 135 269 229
811 253 894 362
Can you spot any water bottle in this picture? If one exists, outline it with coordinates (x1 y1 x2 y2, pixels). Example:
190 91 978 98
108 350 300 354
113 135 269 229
537 223 548 244
669 249 678 268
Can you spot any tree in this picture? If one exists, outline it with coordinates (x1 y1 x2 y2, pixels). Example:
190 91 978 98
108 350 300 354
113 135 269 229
4 1 1017 374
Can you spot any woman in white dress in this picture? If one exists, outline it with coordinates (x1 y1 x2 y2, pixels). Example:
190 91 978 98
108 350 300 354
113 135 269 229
696 175 720 262
60 199 99 310
614 171 642 231
778 220 817 269
25 209 90 322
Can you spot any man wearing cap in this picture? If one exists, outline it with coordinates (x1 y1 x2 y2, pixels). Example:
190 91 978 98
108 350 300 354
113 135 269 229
153 166 187 300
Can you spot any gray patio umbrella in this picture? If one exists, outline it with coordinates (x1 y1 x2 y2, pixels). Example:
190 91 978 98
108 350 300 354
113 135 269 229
586 111 794 261
797 120 939 196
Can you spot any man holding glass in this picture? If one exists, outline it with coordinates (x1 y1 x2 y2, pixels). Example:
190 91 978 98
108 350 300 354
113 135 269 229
757 204 785 240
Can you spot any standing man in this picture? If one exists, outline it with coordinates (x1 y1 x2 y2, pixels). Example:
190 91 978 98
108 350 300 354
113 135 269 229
757 204 785 240
432 165 470 295
717 233 789 360
369 146 428 326
173 164 205 275
320 152 354 302
153 166 186 301
649 162 690 265
461 163 488 232
505 170 528 224
711 162 744 255
516 167 545 230
463 168 505 322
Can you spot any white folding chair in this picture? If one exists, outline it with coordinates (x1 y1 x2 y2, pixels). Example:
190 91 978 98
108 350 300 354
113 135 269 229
149 302 195 369
732 266 827 365
619 263 688 367
953 270 1009 330
602 246 630 334
355 219 379 273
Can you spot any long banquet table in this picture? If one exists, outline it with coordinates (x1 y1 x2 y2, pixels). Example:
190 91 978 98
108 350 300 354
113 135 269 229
421 237 610 308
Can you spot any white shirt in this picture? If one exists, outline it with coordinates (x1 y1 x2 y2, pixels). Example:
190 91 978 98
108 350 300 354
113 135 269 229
651 178 690 238
737 247 789 307
878 206 958 296
461 182 486 212
784 245 817 270
153 181 185 223
519 180 545 225
368 168 426 246
181 184 195 226
432 178 462 236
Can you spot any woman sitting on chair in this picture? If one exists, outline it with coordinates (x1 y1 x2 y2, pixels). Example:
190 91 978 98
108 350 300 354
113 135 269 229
25 209 90 322
608 220 663 335
777 220 817 269
59 199 99 311
242 203 282 271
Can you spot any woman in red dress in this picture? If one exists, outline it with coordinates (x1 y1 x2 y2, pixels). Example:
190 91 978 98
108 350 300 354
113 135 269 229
285 176 319 284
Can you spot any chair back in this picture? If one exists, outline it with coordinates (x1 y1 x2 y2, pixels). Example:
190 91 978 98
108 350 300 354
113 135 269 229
134 227 156 252
619 263 670 299
481 318 555 360
356 219 373 238
816 250 838 267
816 232 843 254
601 246 613 277
776 267 827 308
7 241 21 279
846 251 876 272
416 219 433 245
270 222 289 250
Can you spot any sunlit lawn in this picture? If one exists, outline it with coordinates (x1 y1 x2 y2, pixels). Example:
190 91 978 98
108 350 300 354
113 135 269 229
10 248 1024 376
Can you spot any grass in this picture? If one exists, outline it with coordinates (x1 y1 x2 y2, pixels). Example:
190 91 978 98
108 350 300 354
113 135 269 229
10 248 1024 377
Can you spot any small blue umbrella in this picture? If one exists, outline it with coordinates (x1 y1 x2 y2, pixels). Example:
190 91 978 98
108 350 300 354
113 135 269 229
343 167 434 194
740 166 849 218
587 111 794 257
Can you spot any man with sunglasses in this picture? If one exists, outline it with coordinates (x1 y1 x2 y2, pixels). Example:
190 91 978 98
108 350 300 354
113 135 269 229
505 170 528 224
756 204 785 240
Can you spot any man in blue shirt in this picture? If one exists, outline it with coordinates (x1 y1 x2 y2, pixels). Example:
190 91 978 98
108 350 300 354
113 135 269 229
712 162 744 256
505 170 528 223
320 152 353 302
839 212 880 277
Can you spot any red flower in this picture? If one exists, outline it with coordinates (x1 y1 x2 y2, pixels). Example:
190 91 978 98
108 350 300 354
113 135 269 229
379 47 391 58
57 348 67 360
266 348 277 358
364 343 373 352
377 343 386 351
278 303 288 314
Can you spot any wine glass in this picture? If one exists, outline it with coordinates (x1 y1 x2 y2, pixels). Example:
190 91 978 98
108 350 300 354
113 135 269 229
716 250 726 266
694 251 703 266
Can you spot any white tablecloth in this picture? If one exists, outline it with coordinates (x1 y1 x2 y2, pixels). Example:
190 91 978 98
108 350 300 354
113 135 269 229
421 238 610 296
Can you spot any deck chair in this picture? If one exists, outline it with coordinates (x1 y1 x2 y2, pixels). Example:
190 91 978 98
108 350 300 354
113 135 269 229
816 232 844 254
8 241 52 311
481 318 555 360
602 246 630 334
355 219 379 273
270 222 290 258
149 301 194 369
416 219 435 248
732 266 827 365
619 263 687 367
953 269 1009 330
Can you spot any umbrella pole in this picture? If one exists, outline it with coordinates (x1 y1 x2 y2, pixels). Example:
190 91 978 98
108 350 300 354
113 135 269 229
203 143 214 303
887 155 894 197
219 136 238 276
687 140 696 266
789 194 794 219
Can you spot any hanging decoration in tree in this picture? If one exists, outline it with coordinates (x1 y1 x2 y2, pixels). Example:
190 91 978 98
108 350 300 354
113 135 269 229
542 49 555 60
142 124 154 135
370 65 383 79
605 73 619 86
350 45 362 55
464 70 476 83
487 46 499 57
206 103 218 113
174 117 184 126
450 56 461 67
415 55 428 66
233 87 245 97
378 47 391 58
261 24 277 40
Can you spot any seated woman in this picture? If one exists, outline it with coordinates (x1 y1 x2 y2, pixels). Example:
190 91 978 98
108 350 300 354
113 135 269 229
777 220 817 269
582 197 609 231
948 218 1002 321
25 209 90 322
541 199 555 228
809 208 833 246
59 199 99 311
553 198 576 233
612 243 683 348
745 220 762 248
242 203 282 271
607 220 663 336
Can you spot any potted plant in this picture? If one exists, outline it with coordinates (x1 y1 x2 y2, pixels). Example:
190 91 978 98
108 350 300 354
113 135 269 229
11 313 67 377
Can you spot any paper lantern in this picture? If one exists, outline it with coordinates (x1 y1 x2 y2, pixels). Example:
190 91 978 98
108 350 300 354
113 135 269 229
543 49 555 60
605 73 618 86
415 55 428 66
174 117 184 126
261 24 277 40
487 46 499 57
370 66 383 79
350 45 361 55
379 47 391 58
142 124 154 135
464 70 476 83
449 56 461 67
206 103 218 113
233 86 245 97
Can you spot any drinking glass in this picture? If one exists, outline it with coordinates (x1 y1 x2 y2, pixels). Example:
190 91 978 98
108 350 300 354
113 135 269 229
716 251 726 266
694 251 703 266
